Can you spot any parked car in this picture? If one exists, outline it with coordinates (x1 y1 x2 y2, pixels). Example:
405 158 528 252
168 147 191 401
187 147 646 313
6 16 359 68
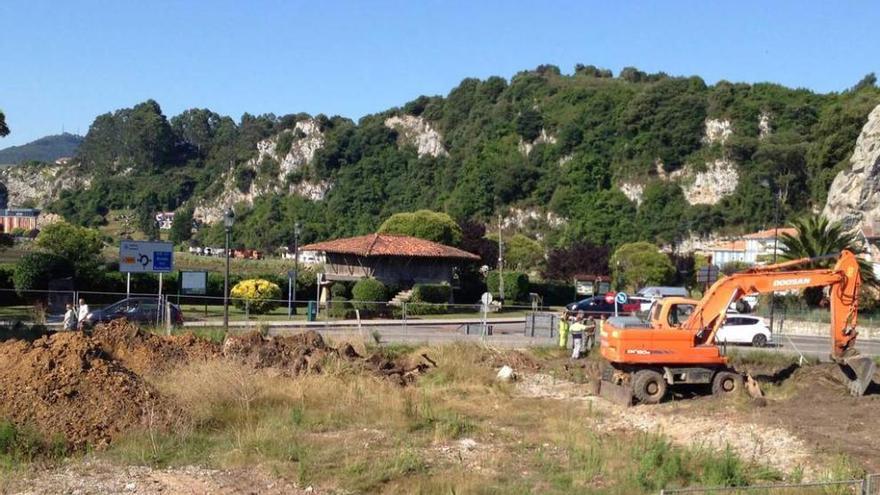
716 315 771 347
565 296 640 317
81 297 184 329
636 286 689 299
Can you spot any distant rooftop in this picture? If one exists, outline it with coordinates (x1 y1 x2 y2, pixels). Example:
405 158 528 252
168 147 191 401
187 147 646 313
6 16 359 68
743 227 797 240
302 233 480 260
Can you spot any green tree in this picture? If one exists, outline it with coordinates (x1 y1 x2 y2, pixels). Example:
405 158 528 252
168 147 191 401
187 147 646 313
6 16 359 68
505 234 544 272
13 253 72 296
351 278 388 314
35 222 103 267
0 110 8 137
378 210 463 246
170 207 194 244
637 182 690 246
611 242 674 291
779 216 876 306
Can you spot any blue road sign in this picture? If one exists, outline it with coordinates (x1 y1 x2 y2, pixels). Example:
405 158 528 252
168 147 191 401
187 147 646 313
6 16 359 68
615 292 628 305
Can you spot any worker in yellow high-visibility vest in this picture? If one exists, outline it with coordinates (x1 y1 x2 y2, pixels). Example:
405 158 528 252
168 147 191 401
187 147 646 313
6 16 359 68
558 310 571 348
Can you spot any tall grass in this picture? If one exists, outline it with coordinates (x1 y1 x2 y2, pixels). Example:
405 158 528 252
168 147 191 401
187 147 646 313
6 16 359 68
101 342 786 493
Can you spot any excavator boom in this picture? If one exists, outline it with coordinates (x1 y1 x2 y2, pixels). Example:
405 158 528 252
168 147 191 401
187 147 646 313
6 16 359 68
600 250 875 400
688 250 875 396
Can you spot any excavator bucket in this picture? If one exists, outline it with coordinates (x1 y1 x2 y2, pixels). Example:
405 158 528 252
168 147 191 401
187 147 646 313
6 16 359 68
839 355 877 397
598 380 633 406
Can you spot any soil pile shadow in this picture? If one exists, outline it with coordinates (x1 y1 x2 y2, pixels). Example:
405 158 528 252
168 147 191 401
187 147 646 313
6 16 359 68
0 332 177 449
91 320 221 375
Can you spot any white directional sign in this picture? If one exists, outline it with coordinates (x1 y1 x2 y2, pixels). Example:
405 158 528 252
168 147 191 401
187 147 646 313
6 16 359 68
120 241 175 273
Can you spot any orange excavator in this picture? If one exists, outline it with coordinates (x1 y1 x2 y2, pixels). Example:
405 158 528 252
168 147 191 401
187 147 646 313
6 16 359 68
599 250 877 405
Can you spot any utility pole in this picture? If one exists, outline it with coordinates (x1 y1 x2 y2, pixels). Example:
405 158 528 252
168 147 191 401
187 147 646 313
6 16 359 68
769 188 781 333
498 213 504 304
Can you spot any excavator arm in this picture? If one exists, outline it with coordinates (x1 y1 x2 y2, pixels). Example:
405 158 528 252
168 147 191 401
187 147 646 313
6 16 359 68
685 250 875 395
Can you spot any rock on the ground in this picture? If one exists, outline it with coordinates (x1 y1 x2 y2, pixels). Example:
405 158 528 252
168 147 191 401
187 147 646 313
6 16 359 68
823 103 880 231
496 365 517 382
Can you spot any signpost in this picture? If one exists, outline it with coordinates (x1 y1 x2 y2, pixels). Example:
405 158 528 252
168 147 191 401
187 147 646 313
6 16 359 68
119 241 175 330
696 265 721 292
614 291 628 317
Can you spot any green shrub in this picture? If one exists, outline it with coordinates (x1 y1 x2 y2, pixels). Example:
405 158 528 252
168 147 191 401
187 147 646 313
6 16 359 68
13 252 72 297
402 302 449 316
486 271 530 303
411 283 451 303
351 278 387 314
327 296 356 319
330 282 350 299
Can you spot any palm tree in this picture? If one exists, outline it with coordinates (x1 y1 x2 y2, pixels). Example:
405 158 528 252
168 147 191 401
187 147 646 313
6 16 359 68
779 216 877 306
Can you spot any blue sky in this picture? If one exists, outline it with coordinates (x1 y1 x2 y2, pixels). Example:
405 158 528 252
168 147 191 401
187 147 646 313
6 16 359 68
1 0 878 146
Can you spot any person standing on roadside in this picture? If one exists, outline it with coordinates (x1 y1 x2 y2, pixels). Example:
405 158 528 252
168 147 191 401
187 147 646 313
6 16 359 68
569 311 587 359
558 310 571 349
76 297 90 330
583 315 597 351
63 303 77 331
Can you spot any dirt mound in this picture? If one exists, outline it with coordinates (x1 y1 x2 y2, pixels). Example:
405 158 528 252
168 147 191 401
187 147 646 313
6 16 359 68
91 320 220 375
222 330 436 384
0 332 176 449
222 330 333 373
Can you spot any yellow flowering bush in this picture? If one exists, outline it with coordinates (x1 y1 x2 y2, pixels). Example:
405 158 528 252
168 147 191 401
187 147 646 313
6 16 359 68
230 278 282 314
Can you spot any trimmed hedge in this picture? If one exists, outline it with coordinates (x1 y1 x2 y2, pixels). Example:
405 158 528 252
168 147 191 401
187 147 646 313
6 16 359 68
529 280 576 306
411 283 451 304
486 271 530 303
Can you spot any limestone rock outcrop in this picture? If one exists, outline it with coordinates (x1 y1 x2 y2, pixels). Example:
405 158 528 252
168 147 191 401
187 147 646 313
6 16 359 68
384 115 448 158
822 104 880 230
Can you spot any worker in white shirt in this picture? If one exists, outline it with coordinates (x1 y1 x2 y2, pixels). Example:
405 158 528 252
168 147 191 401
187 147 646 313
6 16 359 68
62 303 77 331
76 298 90 330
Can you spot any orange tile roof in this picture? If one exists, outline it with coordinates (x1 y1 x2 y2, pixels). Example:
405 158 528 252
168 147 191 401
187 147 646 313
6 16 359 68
302 234 480 260
743 227 798 239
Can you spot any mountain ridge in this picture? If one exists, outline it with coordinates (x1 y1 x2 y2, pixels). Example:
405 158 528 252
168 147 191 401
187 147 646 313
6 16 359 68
0 133 83 165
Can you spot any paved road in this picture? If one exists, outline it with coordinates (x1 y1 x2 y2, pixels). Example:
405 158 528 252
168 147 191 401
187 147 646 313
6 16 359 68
267 321 880 360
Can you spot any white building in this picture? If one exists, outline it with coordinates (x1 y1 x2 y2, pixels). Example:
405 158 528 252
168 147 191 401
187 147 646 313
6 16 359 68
702 227 796 267
155 211 175 230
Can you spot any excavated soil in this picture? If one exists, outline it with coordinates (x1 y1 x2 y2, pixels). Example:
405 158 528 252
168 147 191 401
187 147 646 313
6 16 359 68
0 332 177 449
0 323 433 450
743 363 880 472
91 320 220 375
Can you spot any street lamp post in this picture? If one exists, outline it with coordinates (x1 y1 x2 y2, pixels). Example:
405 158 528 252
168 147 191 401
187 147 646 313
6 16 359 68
223 208 235 331
288 222 301 317
769 189 782 333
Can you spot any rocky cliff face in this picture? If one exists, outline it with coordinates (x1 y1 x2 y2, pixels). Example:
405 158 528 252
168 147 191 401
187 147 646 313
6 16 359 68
703 118 733 145
518 128 557 156
676 159 739 205
619 183 644 205
384 115 448 158
0 163 90 208
194 119 330 224
822 104 880 230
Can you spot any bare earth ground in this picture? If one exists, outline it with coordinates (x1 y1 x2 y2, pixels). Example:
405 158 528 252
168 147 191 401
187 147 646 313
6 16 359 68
3 460 308 495
3 328 880 493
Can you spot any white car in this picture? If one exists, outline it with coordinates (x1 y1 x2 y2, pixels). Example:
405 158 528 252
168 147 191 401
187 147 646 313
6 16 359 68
716 315 771 347
628 296 656 313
